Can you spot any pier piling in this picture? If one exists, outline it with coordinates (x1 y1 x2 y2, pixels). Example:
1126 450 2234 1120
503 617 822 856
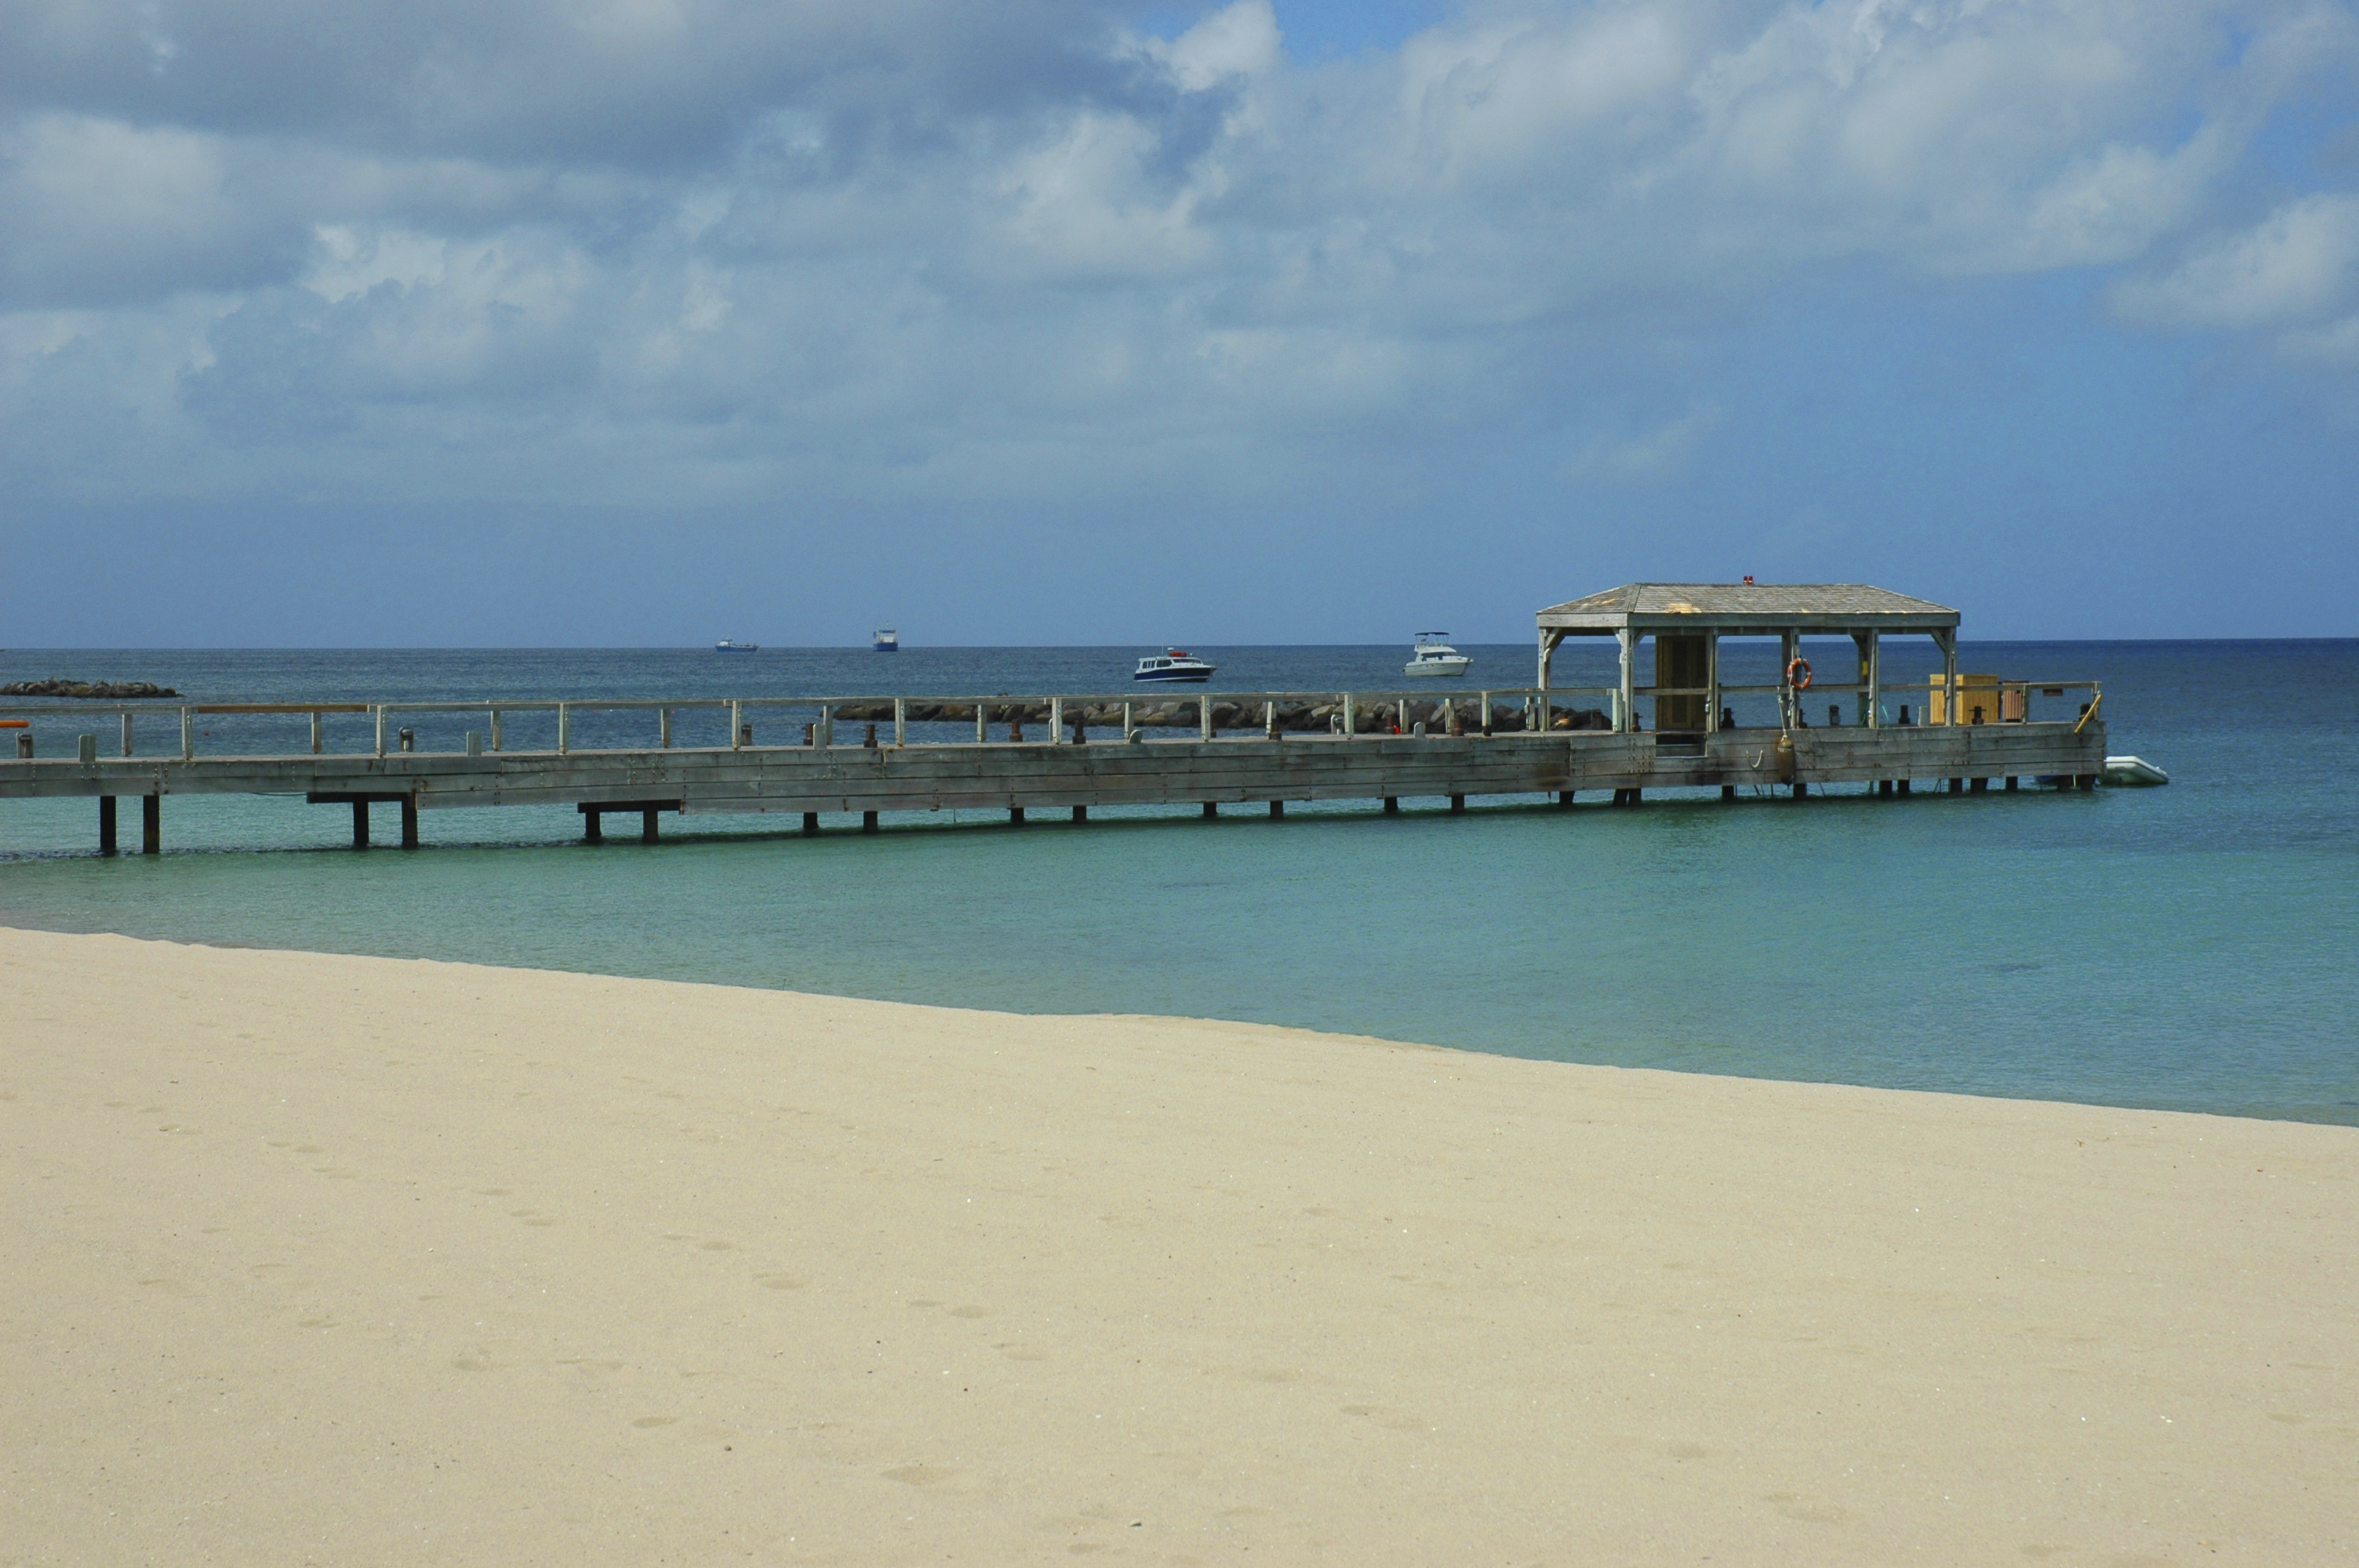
98 795 116 854
141 794 160 855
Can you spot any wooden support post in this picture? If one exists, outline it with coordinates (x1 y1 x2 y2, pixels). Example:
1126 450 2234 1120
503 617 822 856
1898 779 1911 797
1971 778 1988 793
310 711 324 753
1270 799 1285 818
1202 801 1218 819
1938 630 1959 727
583 809 602 844
1705 634 1721 733
863 810 880 833
1480 691 1492 735
1449 794 1465 813
1049 697 1063 743
1341 693 1354 735
1200 699 1212 742
1878 779 1895 797
1616 629 1635 734
660 708 672 748
1947 778 1963 793
180 707 193 760
1859 632 1881 728
121 712 134 757
398 797 416 848
1792 781 1808 800
894 699 907 747
558 703 572 754
1721 785 1737 800
2005 776 2019 791
1009 806 1025 826
1558 790 1574 807
374 706 387 757
98 796 117 854
141 794 161 855
351 800 369 848
1070 805 1086 824
730 701 743 750
1383 797 1399 814
642 809 660 842
1265 699 1277 740
489 710 502 751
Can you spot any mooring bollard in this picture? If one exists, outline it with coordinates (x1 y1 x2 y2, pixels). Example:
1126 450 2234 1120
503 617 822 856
14 731 31 759
398 728 416 753
865 723 878 748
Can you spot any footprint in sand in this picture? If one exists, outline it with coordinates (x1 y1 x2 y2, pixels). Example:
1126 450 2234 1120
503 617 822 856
633 1416 680 1428
510 1208 558 1227
884 1465 979 1492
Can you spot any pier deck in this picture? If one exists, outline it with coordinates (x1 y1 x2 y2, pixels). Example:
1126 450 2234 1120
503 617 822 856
0 687 2108 851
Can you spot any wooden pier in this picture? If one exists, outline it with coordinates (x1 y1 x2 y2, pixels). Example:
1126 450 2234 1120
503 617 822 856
0 585 2113 852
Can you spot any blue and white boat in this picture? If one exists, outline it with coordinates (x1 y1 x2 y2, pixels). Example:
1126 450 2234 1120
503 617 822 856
873 626 900 652
1403 633 1471 679
1134 648 1216 683
714 640 760 654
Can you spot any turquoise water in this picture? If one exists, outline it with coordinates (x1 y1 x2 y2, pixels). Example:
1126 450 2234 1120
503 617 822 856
3 642 2354 1123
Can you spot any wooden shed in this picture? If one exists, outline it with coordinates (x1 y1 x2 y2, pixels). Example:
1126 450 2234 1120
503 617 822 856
1534 583 1963 735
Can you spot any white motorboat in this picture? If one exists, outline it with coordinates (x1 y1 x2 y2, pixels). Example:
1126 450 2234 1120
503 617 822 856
1403 633 1471 679
714 640 760 653
2103 755 2169 786
1134 648 1216 683
873 626 900 652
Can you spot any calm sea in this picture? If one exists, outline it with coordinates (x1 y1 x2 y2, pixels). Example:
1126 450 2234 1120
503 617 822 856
3 641 2354 1125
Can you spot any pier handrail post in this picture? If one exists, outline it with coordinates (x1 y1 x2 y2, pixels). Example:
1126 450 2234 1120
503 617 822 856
375 706 387 757
180 706 193 760
558 702 571 755
1341 692 1354 736
820 704 832 748
1200 697 1212 742
309 710 323 754
489 709 502 752
1937 630 1958 727
729 700 743 750
893 698 907 747
120 712 133 757
1479 691 1491 735
1861 632 1881 728
976 702 987 745
660 707 672 749
1050 696 1063 744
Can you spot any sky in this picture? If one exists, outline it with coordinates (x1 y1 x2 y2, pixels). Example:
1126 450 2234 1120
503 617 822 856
2 0 2356 647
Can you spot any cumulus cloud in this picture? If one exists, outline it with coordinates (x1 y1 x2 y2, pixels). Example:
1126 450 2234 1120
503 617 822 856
0 0 2353 511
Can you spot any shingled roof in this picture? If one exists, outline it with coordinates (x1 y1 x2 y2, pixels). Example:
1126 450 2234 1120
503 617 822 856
1536 583 1958 635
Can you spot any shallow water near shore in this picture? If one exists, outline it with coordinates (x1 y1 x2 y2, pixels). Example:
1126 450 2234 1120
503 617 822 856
3 640 2354 1123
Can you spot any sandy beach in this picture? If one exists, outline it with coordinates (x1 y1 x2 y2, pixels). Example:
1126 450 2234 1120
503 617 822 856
2 925 2351 1564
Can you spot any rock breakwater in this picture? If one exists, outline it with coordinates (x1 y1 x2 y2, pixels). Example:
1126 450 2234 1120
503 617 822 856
0 679 180 699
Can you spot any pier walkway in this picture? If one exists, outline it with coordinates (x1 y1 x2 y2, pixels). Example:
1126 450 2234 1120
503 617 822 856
1 684 2106 853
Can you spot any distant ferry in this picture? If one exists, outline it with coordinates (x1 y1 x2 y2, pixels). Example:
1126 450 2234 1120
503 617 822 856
714 640 760 654
873 626 900 652
1134 649 1216 683
1403 633 1471 679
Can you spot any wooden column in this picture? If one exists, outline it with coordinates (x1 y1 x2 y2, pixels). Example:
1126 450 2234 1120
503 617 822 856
893 699 907 747
98 796 118 855
352 800 370 848
1936 630 1959 726
141 794 161 855
865 810 881 833
583 809 602 844
802 812 819 835
1857 632 1881 728
1201 801 1217 818
1270 799 1285 818
401 797 419 848
642 809 660 842
1705 635 1721 732
1070 805 1085 824
1616 629 1635 734
1779 630 1797 729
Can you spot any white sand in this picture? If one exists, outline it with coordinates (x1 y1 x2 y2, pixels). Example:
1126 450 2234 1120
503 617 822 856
2 925 2352 1564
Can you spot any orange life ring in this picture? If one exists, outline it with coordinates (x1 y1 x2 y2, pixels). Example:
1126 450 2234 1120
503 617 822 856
1786 656 1812 691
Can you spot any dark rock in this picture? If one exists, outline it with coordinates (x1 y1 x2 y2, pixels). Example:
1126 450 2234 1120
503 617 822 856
0 678 180 699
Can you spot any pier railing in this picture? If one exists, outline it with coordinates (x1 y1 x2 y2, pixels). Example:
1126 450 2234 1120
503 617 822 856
0 678 2103 761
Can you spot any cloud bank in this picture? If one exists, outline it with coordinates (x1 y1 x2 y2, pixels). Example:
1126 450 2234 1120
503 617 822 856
2 0 2355 639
